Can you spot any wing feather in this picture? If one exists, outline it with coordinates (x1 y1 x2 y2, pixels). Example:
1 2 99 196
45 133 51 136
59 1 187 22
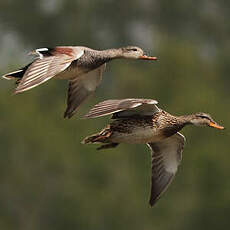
14 47 84 94
64 64 106 118
84 98 159 119
147 132 185 206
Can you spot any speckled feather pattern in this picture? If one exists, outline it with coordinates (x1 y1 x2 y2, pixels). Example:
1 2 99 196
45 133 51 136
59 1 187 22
82 98 224 206
84 111 187 145
76 49 112 70
56 49 109 79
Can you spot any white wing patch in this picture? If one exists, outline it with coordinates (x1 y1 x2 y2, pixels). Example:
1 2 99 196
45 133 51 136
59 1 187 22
35 48 49 58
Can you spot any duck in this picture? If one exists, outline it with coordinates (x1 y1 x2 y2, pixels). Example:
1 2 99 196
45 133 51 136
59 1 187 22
2 46 157 118
81 98 224 206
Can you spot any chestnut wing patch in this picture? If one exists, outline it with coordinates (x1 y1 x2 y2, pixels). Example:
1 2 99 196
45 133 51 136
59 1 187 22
15 47 84 94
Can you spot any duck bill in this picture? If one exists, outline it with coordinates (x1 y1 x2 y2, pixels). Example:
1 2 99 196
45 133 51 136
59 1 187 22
209 121 224 130
139 55 157 61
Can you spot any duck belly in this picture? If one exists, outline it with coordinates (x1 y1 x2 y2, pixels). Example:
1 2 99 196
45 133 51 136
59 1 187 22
55 67 84 80
110 127 164 144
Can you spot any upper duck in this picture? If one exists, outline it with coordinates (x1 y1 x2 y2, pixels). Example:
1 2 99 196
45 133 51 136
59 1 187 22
82 98 224 206
2 46 157 118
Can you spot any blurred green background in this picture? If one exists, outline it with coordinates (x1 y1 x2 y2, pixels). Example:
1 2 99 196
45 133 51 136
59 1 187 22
0 0 229 229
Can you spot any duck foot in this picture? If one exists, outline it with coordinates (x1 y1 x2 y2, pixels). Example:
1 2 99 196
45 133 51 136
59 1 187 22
97 143 119 150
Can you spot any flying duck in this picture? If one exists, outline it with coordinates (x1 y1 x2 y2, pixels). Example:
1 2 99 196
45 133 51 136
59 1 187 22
2 46 157 118
82 98 224 206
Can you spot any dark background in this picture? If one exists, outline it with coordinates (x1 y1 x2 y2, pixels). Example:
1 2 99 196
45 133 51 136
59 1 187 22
0 0 229 229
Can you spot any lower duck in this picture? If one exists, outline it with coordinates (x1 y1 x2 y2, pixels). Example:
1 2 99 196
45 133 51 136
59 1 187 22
82 98 224 206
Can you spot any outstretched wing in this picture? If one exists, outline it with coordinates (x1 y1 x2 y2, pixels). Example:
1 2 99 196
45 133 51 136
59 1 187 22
64 64 106 118
147 132 185 206
83 98 160 119
14 47 84 94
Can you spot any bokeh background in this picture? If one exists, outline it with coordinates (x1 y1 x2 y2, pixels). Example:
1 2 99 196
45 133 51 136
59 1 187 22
0 1 229 229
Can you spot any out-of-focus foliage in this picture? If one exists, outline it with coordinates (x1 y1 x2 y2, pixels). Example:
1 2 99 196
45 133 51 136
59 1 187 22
0 1 229 230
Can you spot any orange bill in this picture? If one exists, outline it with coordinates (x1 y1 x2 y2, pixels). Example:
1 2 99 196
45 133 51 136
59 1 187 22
209 121 224 130
139 55 157 60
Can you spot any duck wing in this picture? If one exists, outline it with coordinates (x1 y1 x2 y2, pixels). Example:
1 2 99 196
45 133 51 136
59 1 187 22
147 132 185 206
83 98 160 119
64 64 106 118
14 47 84 94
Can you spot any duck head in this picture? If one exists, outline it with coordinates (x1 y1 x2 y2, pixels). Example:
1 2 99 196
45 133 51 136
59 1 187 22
120 46 157 60
190 112 224 130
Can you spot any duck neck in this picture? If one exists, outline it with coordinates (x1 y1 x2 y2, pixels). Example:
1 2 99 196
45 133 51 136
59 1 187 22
177 114 196 126
97 48 122 61
158 112 187 137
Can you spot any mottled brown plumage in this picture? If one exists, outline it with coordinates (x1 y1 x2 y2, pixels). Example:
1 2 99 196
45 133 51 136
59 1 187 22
82 98 224 206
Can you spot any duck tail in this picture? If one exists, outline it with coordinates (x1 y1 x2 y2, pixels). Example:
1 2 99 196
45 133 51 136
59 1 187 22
81 126 112 144
82 134 101 144
2 63 31 85
82 127 119 151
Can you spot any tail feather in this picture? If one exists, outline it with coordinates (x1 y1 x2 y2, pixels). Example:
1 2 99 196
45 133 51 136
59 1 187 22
96 143 119 150
2 63 31 81
82 126 112 144
2 69 24 80
82 134 101 144
82 126 120 150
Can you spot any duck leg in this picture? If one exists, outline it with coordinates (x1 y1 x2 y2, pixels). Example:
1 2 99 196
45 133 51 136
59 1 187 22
97 143 119 151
